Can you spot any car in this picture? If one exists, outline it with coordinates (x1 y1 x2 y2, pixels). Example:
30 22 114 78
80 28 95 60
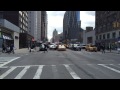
85 44 97 52
81 44 86 49
57 45 66 51
39 44 45 51
72 44 81 51
49 44 57 50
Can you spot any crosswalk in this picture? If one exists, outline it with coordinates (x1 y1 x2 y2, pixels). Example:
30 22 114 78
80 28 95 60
0 57 20 68
0 64 80 79
0 64 120 79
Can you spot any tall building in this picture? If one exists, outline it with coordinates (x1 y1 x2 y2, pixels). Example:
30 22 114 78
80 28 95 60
37 11 42 42
95 11 120 49
83 27 95 45
41 11 47 42
0 11 33 48
63 11 81 43
0 11 28 33
52 29 58 43
28 11 38 41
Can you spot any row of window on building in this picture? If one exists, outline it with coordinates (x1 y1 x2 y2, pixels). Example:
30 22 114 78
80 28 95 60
96 31 120 40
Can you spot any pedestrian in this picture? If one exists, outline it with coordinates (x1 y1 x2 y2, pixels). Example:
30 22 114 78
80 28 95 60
9 44 14 54
2 43 6 53
38 44 42 51
29 44 32 52
101 44 105 53
109 44 112 52
44 44 48 53
6 45 10 53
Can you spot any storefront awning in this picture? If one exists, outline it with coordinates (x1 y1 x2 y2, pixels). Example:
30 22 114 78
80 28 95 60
2 34 13 40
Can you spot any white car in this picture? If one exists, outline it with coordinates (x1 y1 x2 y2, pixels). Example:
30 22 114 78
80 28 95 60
49 44 57 50
80 44 86 49
73 44 81 51
57 45 66 51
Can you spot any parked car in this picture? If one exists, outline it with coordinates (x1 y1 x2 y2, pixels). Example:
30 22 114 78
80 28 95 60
85 44 97 52
57 45 66 51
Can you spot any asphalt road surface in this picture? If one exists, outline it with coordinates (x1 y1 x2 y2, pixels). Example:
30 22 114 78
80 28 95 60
0 49 120 79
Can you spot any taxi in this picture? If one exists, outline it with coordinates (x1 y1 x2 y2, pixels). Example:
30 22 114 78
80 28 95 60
85 44 97 52
57 44 66 51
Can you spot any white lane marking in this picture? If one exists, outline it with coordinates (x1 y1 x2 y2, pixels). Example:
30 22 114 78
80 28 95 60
0 60 9 62
33 65 44 79
110 64 120 69
64 64 81 79
0 57 20 68
52 65 59 78
0 67 17 79
8 64 73 68
0 62 4 64
0 66 8 68
14 66 30 79
98 64 120 74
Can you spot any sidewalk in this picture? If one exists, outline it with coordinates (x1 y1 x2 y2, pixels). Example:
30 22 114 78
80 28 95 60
14 48 29 54
0 47 40 55
15 47 39 54
104 50 120 54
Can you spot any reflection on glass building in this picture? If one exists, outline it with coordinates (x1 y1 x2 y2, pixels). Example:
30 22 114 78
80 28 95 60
63 11 82 43
76 11 80 21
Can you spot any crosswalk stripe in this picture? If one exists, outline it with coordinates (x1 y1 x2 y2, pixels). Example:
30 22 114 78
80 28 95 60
33 65 44 79
63 64 81 79
0 62 4 64
0 67 17 79
0 57 20 68
14 66 30 79
1 60 8 62
52 65 59 78
98 64 120 74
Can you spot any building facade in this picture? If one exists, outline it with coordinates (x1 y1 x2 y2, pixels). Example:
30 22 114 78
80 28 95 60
0 11 33 48
37 11 42 42
28 11 37 41
41 11 47 42
52 29 58 43
95 11 120 49
83 27 95 45
0 19 20 50
63 11 81 43
28 11 42 43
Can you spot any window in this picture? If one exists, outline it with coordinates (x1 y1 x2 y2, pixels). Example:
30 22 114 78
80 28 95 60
112 32 116 39
117 22 119 27
0 14 3 18
107 33 110 39
103 34 106 39
113 22 116 28
99 35 102 40
96 36 98 40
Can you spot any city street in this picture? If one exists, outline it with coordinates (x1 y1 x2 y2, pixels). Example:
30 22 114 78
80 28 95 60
0 49 120 79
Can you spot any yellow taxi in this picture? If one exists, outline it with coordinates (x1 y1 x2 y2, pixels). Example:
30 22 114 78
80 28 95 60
85 44 97 52
57 44 66 51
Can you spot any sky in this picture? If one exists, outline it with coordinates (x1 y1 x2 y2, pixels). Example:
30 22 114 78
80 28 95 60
47 11 95 40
